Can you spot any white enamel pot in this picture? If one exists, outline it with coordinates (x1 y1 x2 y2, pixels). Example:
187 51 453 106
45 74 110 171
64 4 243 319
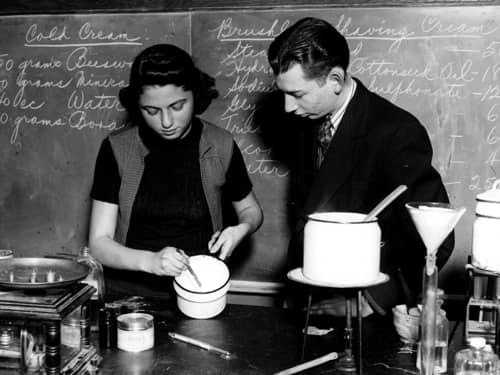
303 212 381 285
472 180 500 272
173 255 230 319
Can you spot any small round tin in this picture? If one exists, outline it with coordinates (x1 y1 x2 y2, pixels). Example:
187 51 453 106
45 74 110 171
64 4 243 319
117 313 154 352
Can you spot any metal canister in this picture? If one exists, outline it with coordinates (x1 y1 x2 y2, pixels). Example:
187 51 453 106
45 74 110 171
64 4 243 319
117 313 154 352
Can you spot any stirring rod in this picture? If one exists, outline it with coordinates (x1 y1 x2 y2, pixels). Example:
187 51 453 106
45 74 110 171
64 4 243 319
186 263 202 288
176 249 202 287
168 332 232 359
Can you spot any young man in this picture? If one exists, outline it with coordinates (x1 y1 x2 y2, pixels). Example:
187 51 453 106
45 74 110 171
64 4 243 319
268 17 453 316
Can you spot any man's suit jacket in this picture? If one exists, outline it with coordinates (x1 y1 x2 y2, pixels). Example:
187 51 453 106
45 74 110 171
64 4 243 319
287 78 454 314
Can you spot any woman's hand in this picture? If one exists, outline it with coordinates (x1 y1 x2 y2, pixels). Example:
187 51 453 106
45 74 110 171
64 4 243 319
149 247 189 277
208 224 250 260
208 191 263 260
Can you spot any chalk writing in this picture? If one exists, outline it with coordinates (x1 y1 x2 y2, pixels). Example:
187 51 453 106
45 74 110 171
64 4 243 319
190 7 500 287
66 47 131 71
25 24 70 43
12 90 45 110
469 175 499 191
24 22 142 47
367 77 464 102
67 91 122 111
78 23 141 43
420 15 498 36
0 81 8 92
487 103 500 122
18 58 63 71
210 17 289 41
0 54 14 71
336 14 414 52
482 42 500 58
11 115 65 144
487 127 500 145
75 71 127 89
0 16 154 148
209 17 287 178
2 9 500 285
68 111 123 131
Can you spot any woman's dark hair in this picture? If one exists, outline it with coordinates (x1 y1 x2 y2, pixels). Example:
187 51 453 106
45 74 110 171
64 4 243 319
268 17 350 81
119 44 218 122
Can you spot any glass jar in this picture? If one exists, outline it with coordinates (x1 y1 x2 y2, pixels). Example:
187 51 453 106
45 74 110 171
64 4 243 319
434 306 448 373
61 308 81 348
455 337 499 375
417 289 448 373
77 246 105 331
0 325 21 370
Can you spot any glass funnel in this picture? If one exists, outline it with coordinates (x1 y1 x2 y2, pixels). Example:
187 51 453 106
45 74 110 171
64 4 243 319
405 202 465 375
406 202 465 258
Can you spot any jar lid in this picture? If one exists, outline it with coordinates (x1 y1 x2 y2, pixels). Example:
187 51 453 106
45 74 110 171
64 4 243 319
477 180 500 203
117 313 153 331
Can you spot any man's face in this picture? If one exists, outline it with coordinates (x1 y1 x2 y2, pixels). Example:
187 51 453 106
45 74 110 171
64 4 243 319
275 64 340 120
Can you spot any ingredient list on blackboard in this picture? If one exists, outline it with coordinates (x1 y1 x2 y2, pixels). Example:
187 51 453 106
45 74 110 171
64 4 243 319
2 7 500 288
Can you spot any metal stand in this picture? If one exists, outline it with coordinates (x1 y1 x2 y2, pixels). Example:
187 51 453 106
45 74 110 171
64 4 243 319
0 284 95 374
335 290 362 373
465 264 500 349
288 268 389 375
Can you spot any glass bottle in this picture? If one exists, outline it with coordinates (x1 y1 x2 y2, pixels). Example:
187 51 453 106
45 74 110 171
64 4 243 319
77 246 105 331
455 337 499 375
61 307 81 348
417 288 448 373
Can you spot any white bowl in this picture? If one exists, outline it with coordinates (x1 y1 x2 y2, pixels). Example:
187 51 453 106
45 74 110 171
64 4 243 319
173 255 230 319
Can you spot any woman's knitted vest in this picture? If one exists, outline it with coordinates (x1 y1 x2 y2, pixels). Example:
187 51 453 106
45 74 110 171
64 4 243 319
108 119 234 244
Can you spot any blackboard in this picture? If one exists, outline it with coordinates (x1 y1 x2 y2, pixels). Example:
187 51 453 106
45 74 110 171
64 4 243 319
1 5 500 293
191 6 500 293
0 14 190 252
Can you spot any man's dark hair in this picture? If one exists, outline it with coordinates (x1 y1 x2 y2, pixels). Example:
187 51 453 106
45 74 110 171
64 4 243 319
268 17 350 81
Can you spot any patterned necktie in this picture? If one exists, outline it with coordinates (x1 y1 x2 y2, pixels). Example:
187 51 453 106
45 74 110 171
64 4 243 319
316 116 334 168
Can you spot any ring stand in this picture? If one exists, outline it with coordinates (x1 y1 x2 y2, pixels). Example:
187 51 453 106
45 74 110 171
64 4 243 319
288 268 389 375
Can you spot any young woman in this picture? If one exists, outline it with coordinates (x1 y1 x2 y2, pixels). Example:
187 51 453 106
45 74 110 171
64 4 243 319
88 44 263 297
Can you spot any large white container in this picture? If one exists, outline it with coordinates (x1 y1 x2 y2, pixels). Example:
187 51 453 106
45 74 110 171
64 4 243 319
472 180 500 273
303 212 381 285
174 255 230 319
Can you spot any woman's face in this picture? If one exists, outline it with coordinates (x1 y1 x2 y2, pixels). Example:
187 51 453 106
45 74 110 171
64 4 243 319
138 84 195 140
